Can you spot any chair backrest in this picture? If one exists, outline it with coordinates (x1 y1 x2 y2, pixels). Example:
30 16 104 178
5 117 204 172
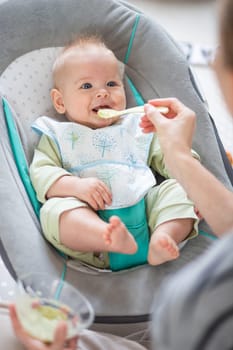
0 0 232 341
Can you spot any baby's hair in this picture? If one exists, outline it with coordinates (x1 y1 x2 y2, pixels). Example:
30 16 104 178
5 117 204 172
65 33 107 51
52 33 125 88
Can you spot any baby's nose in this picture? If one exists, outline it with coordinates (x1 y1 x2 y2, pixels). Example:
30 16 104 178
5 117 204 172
96 89 109 98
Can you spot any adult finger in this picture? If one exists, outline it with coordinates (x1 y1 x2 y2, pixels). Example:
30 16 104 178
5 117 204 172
9 304 21 335
65 336 79 350
52 322 68 350
144 104 167 127
148 97 187 117
9 304 45 350
53 323 78 350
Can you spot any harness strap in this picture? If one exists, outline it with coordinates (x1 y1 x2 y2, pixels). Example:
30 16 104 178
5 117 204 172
124 14 145 106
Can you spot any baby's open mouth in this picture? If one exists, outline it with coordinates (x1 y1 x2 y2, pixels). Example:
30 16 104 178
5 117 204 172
92 105 111 113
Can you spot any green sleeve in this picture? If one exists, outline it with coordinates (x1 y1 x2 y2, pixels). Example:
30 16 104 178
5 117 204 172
29 134 71 203
148 134 200 179
148 134 170 178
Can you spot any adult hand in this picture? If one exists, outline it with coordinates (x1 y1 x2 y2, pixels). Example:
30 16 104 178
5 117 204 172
9 304 78 350
140 98 196 158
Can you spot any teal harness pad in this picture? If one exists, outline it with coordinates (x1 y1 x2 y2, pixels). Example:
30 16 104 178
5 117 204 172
98 198 149 271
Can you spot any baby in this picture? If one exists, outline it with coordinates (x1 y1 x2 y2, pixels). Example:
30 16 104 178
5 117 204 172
30 34 199 271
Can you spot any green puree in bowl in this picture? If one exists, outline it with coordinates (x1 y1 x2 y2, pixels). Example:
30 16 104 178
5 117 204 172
16 296 78 342
36 304 68 320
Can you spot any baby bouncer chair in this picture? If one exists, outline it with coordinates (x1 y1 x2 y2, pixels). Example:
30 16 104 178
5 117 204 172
0 0 233 348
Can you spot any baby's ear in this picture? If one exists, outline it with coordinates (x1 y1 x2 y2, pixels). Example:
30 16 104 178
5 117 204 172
50 88 65 114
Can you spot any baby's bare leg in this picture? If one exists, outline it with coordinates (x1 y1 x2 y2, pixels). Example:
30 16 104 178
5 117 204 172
148 218 194 266
60 207 137 254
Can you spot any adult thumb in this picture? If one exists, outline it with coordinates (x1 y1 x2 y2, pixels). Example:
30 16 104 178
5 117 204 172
144 103 161 123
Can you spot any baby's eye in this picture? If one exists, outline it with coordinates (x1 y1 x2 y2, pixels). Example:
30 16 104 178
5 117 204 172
107 81 117 87
81 83 92 89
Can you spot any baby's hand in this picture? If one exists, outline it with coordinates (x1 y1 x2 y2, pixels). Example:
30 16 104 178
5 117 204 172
75 177 112 210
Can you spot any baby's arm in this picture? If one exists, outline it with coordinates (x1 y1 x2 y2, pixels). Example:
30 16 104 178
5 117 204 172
47 175 112 210
30 135 112 210
29 135 71 203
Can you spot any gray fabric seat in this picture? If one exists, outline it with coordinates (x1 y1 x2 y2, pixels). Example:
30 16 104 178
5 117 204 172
0 0 232 344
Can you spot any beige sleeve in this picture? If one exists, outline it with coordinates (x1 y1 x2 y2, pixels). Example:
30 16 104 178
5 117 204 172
29 134 71 203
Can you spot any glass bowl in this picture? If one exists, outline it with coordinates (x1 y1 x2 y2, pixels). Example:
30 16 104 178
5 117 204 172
15 272 94 342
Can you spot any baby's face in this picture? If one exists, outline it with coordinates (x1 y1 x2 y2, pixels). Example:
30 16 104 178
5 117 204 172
56 45 126 129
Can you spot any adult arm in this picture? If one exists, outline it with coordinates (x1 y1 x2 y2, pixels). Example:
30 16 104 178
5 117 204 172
140 98 233 235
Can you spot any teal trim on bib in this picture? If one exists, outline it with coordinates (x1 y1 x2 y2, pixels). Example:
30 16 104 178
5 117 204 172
98 199 149 271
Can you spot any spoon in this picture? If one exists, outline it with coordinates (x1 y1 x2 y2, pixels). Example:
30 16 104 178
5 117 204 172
97 105 169 119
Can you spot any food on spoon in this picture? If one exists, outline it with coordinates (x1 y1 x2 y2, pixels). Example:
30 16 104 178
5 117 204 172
97 105 168 119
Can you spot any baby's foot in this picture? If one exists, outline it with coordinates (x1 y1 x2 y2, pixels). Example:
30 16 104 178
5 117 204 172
148 232 179 266
103 216 137 254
